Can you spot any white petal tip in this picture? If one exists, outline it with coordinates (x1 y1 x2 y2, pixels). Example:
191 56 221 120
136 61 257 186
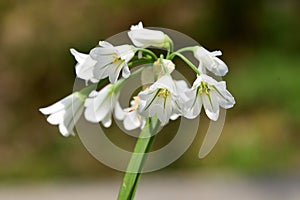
59 125 72 137
209 116 218 121
39 108 47 115
102 120 112 128
198 151 209 159
70 48 77 55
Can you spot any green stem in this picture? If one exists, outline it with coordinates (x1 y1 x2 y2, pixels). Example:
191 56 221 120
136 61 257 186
127 59 154 68
135 48 158 60
117 117 161 200
166 36 174 59
171 52 201 75
169 46 196 60
175 46 196 54
160 54 168 74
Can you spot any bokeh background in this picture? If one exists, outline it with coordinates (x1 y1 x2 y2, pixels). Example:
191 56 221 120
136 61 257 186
0 0 299 199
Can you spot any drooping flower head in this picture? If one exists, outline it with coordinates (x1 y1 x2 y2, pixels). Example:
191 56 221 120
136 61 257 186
141 59 175 85
122 96 146 131
128 22 172 49
39 92 87 137
84 82 124 127
90 41 135 83
70 48 98 83
184 74 235 121
194 46 228 76
153 59 175 78
138 75 182 125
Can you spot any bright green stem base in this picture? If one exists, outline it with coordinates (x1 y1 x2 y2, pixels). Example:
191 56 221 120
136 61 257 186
117 117 161 200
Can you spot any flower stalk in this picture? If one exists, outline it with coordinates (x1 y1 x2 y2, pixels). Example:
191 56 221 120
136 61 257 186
171 52 201 75
117 117 160 200
135 48 158 60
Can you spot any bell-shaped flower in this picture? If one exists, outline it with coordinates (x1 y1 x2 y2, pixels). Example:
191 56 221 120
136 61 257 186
84 83 124 127
138 75 182 125
153 59 175 78
70 48 98 83
172 79 190 119
122 96 146 130
194 46 228 76
128 22 172 49
141 59 175 84
39 92 86 137
184 74 235 121
89 41 135 83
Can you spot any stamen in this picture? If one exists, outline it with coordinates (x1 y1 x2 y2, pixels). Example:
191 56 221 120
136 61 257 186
112 55 120 63
198 81 211 95
157 88 170 99
128 96 141 112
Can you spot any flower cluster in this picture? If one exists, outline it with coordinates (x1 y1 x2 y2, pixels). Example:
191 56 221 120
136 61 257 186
40 22 235 136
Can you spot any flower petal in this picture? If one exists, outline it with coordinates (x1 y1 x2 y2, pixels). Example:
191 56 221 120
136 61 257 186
212 58 228 76
70 48 88 63
109 61 123 83
90 47 116 61
59 123 73 137
116 45 134 61
101 111 112 128
214 89 235 109
114 101 125 120
130 22 143 30
75 56 98 81
170 113 179 120
184 94 202 119
128 24 166 48
122 64 131 79
84 86 111 122
123 111 141 130
148 104 168 124
99 41 114 48
202 92 219 121
175 80 189 102
46 110 65 125
39 94 73 115
152 75 176 94
194 47 228 76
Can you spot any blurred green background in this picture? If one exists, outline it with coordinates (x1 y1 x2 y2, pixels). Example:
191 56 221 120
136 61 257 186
0 0 299 182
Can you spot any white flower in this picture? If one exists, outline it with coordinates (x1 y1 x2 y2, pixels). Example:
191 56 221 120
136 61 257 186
184 74 235 121
194 46 228 76
153 59 175 77
89 41 135 83
141 59 175 84
122 96 146 130
70 48 98 83
173 79 190 118
128 22 171 49
138 75 182 125
84 83 124 127
39 92 86 137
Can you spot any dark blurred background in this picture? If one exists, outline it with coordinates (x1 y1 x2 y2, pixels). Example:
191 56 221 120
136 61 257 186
0 0 299 184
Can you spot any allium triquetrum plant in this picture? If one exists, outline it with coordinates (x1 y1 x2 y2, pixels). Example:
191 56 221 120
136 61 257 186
40 22 235 200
